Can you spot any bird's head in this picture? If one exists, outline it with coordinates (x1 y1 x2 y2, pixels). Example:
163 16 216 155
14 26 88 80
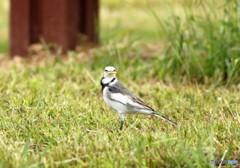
103 66 117 78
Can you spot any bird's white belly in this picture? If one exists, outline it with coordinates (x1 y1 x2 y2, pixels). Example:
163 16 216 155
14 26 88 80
103 88 129 114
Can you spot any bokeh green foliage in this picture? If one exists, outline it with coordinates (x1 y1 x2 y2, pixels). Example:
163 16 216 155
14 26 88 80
99 0 240 86
159 0 240 85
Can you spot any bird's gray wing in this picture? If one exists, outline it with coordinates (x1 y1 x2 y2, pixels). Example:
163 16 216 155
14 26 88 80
108 81 134 96
108 81 155 112
108 81 178 126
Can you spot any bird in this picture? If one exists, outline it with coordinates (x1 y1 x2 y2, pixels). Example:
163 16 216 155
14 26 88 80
100 66 178 130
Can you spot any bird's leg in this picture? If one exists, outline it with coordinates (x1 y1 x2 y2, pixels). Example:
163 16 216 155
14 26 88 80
120 121 124 130
119 113 124 130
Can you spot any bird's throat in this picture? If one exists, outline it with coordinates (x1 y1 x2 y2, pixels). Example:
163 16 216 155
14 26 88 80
101 77 116 91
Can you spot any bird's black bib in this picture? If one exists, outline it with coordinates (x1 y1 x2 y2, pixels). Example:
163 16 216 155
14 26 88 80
101 77 116 91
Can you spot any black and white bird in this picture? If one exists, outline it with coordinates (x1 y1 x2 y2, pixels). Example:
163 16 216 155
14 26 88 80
101 66 178 130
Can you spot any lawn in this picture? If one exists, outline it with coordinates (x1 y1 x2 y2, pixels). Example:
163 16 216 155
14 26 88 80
0 0 240 167
0 51 239 167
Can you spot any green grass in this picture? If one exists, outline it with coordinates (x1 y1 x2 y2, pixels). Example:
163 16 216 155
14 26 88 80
0 0 240 167
157 0 240 85
101 0 240 85
0 48 240 167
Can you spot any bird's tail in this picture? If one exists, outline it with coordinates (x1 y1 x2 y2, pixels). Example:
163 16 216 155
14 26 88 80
153 113 178 127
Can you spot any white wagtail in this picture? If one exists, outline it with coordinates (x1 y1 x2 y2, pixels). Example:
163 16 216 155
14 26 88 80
101 66 178 130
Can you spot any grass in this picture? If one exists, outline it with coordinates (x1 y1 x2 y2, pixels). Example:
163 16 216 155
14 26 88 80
0 51 239 167
0 0 8 54
0 0 240 167
101 0 240 85
158 0 240 85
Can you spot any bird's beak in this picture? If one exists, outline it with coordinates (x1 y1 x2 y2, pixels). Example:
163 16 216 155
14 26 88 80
108 71 117 75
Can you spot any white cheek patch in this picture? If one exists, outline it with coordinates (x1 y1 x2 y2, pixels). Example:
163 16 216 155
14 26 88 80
102 77 113 84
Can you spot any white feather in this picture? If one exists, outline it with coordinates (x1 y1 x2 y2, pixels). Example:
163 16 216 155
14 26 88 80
103 88 128 113
103 88 154 115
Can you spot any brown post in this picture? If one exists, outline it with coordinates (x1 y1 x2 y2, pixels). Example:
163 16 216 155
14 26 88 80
79 0 99 42
10 0 99 57
41 0 79 53
10 0 30 57
30 0 43 43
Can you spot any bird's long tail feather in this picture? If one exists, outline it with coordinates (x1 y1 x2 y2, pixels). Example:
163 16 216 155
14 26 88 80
153 113 178 126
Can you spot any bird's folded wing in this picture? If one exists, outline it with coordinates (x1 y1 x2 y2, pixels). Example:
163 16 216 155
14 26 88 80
108 88 154 111
131 96 155 111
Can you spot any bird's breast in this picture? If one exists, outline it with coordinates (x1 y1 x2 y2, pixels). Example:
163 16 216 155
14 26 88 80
102 87 110 104
102 87 129 113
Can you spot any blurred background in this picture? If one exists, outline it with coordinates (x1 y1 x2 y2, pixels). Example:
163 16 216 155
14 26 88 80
0 0 239 85
0 0 8 53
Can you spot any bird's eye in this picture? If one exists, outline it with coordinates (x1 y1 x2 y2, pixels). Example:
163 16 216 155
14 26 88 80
113 69 116 71
104 69 107 72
